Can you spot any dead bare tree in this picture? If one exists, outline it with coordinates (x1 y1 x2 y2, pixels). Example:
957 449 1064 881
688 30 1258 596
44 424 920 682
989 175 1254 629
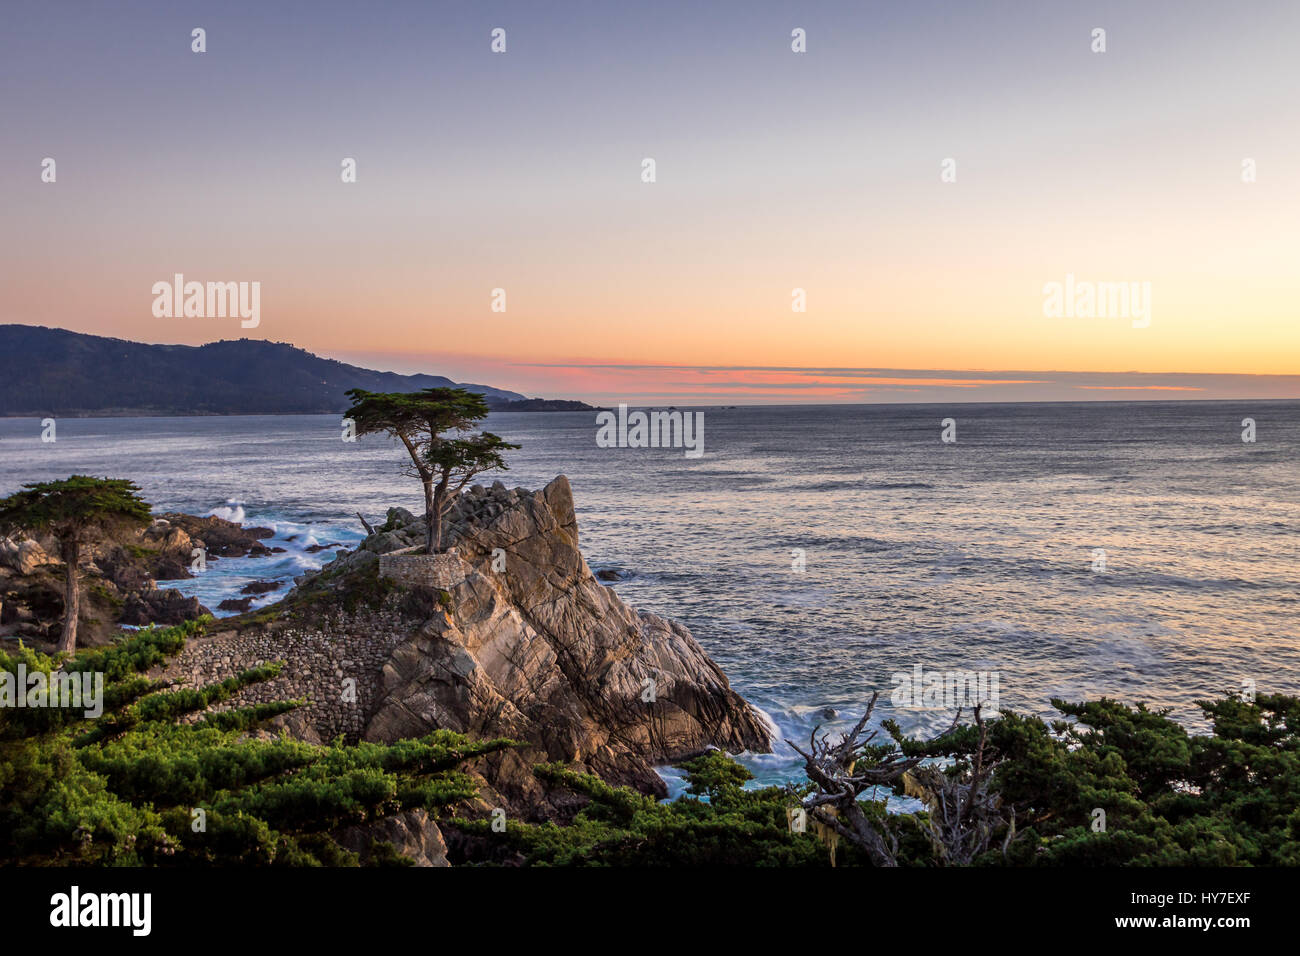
789 694 1016 866
786 692 959 866
901 706 1015 865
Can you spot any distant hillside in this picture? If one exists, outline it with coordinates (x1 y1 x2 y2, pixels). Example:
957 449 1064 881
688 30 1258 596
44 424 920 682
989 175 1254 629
0 326 591 416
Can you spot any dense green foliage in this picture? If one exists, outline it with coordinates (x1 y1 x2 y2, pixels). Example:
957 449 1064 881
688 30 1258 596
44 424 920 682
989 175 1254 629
456 755 849 866
457 693 1300 867
995 694 1300 865
0 619 516 865
2 616 1294 866
0 475 152 540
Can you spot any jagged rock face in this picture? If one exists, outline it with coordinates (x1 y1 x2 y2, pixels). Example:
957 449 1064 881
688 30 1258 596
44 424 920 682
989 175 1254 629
119 589 209 627
361 476 771 806
156 512 277 559
334 809 449 867
0 536 58 576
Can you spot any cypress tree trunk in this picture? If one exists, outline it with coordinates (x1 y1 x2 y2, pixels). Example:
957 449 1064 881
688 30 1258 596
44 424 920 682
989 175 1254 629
59 538 80 654
431 476 449 553
422 478 435 554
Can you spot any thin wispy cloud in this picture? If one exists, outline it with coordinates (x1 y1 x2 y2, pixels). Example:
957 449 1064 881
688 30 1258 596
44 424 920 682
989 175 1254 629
455 362 1298 404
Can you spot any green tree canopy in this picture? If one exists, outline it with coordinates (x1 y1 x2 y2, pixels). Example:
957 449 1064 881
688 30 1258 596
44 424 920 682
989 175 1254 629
343 388 517 553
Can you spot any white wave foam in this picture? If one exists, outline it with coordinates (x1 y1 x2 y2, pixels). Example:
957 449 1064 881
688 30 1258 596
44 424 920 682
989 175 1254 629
206 500 246 523
751 703 782 747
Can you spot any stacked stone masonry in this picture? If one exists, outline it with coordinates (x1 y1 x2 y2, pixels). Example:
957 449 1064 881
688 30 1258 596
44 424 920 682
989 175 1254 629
377 549 467 589
155 608 409 743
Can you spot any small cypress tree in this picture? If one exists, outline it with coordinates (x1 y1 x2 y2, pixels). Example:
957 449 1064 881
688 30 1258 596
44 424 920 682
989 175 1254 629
0 476 152 654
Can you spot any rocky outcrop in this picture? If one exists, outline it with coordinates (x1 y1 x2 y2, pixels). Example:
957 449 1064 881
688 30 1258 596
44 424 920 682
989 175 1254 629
334 810 449 867
0 536 58 576
352 476 770 808
240 579 283 596
120 589 210 627
156 513 278 559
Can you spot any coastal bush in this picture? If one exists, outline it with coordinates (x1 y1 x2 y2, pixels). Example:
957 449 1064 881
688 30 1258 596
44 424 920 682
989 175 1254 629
453 755 849 866
452 692 1300 867
995 693 1300 866
0 621 518 865
4 618 1294 866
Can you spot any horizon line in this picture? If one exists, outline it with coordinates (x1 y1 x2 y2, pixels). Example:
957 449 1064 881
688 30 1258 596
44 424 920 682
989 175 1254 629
9 326 1300 381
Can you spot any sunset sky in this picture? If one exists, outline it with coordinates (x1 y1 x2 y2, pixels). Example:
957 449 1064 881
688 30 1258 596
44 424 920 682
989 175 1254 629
2 0 1298 404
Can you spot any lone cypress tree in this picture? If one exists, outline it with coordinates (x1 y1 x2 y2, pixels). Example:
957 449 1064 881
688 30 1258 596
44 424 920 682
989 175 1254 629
344 388 517 553
0 476 151 654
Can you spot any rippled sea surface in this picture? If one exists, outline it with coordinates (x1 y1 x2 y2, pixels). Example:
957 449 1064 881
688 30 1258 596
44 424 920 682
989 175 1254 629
2 401 1297 786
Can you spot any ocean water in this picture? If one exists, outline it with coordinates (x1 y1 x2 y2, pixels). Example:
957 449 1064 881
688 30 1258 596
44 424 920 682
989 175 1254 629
2 401 1298 787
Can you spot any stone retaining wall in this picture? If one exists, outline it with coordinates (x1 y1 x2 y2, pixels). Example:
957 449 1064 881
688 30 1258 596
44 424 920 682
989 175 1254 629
378 549 468 589
155 607 410 743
